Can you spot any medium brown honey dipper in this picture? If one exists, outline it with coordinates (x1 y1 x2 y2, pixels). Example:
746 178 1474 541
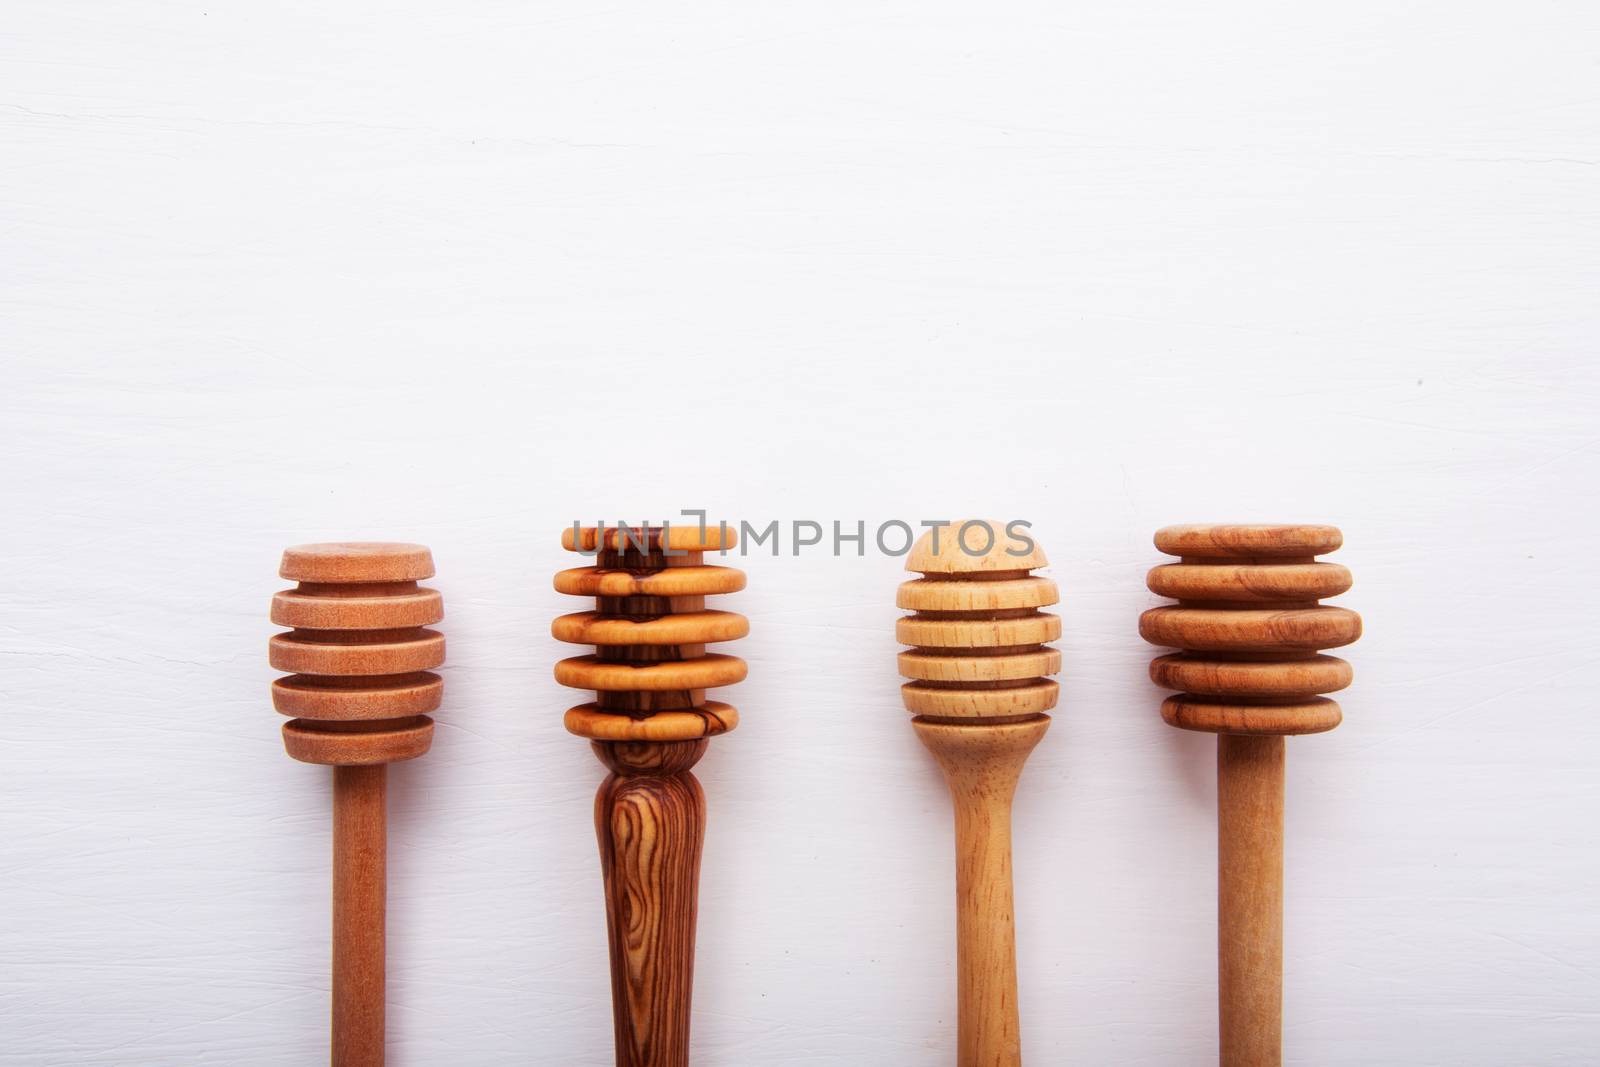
897 522 1060 1067
1139 524 1361 1067
553 524 748 1067
268 543 444 1067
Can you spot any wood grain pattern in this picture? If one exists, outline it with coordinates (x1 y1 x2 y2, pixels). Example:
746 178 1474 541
566 703 737 742
555 525 747 1066
270 542 445 1067
1141 523 1359 1067
593 740 708 1067
899 521 1057 1066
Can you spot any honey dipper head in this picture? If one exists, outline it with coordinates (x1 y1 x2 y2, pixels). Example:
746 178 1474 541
1140 524 1359 736
897 521 1061 723
553 524 748 743
269 543 443 765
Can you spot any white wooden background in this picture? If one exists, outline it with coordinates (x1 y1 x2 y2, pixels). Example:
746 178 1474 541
3 2 1597 1063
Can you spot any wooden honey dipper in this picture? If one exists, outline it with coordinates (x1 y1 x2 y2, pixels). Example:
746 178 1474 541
897 521 1060 1067
1139 524 1361 1067
268 542 445 1067
553 523 748 1067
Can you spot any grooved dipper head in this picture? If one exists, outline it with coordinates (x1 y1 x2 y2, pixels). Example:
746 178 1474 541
897 520 1061 724
553 524 748 742
1139 524 1360 735
269 542 443 765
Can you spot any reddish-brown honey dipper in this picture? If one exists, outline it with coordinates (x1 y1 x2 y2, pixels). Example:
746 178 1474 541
269 543 444 1067
898 521 1060 1067
553 524 747 1067
1139 524 1360 1067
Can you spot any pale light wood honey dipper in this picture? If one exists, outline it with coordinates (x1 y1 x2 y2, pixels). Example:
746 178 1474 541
897 521 1060 1067
1139 524 1361 1067
553 524 748 1067
268 542 444 1067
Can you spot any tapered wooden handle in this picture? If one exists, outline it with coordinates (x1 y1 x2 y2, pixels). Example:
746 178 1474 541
1218 735 1284 1067
592 740 708 1067
950 804 1020 1067
554 525 748 1067
332 764 387 1067
915 718 1049 1067
897 521 1060 1067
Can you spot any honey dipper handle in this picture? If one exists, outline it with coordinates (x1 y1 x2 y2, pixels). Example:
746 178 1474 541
1217 735 1285 1067
914 717 1050 1067
949 782 1022 1067
592 740 709 1067
332 764 387 1067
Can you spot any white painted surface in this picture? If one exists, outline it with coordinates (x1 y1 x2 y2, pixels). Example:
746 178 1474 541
3 2 1597 1063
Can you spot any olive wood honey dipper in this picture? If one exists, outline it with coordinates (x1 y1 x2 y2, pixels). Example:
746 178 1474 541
268 543 445 1067
1139 524 1361 1067
897 521 1060 1067
553 524 748 1067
